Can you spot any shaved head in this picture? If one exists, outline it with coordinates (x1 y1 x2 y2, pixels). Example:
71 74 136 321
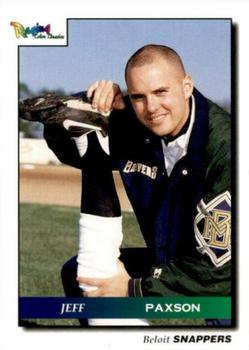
124 44 193 137
125 44 186 81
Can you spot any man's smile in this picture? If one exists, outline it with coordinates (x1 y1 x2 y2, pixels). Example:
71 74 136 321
147 113 168 124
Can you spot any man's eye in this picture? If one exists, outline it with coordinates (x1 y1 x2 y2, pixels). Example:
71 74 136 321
155 89 167 96
131 94 144 101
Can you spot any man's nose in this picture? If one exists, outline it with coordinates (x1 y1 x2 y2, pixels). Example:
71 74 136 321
146 96 158 113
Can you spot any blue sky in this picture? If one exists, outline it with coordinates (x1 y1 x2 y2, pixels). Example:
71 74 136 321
19 19 231 106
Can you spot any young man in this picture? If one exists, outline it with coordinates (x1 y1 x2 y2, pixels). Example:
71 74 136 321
44 45 231 322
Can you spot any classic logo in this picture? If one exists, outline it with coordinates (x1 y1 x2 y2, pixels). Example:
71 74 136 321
194 191 231 267
10 22 64 39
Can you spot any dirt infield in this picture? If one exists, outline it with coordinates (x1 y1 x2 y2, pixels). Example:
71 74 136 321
20 164 133 211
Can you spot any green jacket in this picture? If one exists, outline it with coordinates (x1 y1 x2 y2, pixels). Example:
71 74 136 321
126 91 231 297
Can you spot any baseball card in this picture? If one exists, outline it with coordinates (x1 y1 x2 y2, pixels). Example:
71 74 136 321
0 1 249 349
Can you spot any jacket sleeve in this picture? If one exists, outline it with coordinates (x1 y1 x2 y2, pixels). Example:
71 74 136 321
128 256 231 296
129 104 232 297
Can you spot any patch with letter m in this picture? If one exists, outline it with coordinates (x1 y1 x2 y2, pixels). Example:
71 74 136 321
194 191 231 267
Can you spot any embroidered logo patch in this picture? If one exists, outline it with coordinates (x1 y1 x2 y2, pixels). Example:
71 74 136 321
194 191 231 267
153 268 162 279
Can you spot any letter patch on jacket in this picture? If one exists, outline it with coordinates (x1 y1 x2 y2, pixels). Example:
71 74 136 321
123 160 158 179
194 191 231 267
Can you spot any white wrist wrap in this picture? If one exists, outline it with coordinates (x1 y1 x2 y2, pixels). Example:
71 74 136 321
77 213 123 290
76 213 149 326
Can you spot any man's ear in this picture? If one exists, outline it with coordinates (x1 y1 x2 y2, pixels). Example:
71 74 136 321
183 75 194 99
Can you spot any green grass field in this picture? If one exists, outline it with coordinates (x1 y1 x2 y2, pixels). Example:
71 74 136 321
20 203 145 297
20 203 204 327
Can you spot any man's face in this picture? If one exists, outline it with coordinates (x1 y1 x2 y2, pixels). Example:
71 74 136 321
126 57 193 137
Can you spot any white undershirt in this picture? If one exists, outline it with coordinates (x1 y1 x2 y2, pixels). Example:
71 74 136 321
161 95 195 176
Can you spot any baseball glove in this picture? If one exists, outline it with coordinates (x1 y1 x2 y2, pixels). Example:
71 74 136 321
19 91 110 137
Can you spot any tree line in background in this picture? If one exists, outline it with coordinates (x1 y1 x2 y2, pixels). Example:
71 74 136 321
19 82 231 139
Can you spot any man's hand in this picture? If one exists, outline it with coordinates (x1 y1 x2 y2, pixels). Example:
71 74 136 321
77 260 130 297
87 80 125 114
